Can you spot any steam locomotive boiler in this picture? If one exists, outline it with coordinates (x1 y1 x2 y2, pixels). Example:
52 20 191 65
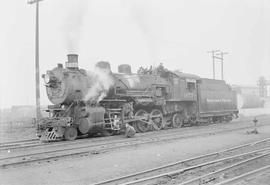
37 54 239 141
37 54 145 141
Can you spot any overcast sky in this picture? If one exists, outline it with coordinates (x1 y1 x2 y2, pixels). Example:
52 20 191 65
0 0 269 108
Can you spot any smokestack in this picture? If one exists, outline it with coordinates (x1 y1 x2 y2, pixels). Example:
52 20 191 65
66 54 79 69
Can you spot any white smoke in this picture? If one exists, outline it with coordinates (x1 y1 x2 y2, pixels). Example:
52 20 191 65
123 1 159 65
84 67 114 103
63 0 88 52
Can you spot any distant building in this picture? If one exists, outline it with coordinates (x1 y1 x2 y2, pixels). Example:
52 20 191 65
232 85 260 96
232 85 264 108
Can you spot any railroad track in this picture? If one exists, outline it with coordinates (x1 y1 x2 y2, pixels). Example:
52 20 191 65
1 115 270 153
0 138 39 149
92 138 270 185
1 117 270 169
180 152 270 185
0 115 263 149
215 165 270 185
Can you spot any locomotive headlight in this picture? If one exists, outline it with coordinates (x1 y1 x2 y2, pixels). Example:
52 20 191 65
44 74 50 84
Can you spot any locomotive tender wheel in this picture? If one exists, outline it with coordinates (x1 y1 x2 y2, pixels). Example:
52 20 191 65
135 109 149 133
150 109 164 130
172 113 184 128
225 116 233 123
64 127 78 141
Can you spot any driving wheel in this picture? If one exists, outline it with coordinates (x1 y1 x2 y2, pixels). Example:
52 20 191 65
64 127 78 141
135 109 149 133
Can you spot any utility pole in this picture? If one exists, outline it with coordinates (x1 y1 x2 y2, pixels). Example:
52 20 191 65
207 50 220 79
214 51 228 80
28 0 43 119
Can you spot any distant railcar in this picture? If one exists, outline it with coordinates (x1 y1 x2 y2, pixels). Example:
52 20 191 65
238 94 264 109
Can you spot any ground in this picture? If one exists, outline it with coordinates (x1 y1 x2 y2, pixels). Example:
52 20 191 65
237 170 270 185
1 108 270 185
2 122 270 185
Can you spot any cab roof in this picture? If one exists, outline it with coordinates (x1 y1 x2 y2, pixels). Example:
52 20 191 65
173 71 201 80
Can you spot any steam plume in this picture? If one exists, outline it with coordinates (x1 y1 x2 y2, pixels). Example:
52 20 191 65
124 1 159 65
63 0 88 52
84 67 114 103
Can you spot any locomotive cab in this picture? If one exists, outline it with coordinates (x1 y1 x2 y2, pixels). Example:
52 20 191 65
171 72 200 101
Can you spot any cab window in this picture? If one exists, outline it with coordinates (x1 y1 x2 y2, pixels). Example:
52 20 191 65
186 81 196 92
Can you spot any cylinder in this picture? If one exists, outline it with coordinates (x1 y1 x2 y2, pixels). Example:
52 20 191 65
78 107 105 134
78 118 91 134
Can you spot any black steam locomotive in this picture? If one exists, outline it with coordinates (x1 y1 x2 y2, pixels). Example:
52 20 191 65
37 54 238 141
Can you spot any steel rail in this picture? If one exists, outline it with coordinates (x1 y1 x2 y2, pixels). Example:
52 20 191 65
1 113 268 148
0 141 42 151
0 138 38 147
2 116 270 154
215 164 270 185
2 121 270 170
2 120 270 169
180 152 270 185
92 139 270 185
1 115 269 152
121 151 270 185
1 118 270 169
